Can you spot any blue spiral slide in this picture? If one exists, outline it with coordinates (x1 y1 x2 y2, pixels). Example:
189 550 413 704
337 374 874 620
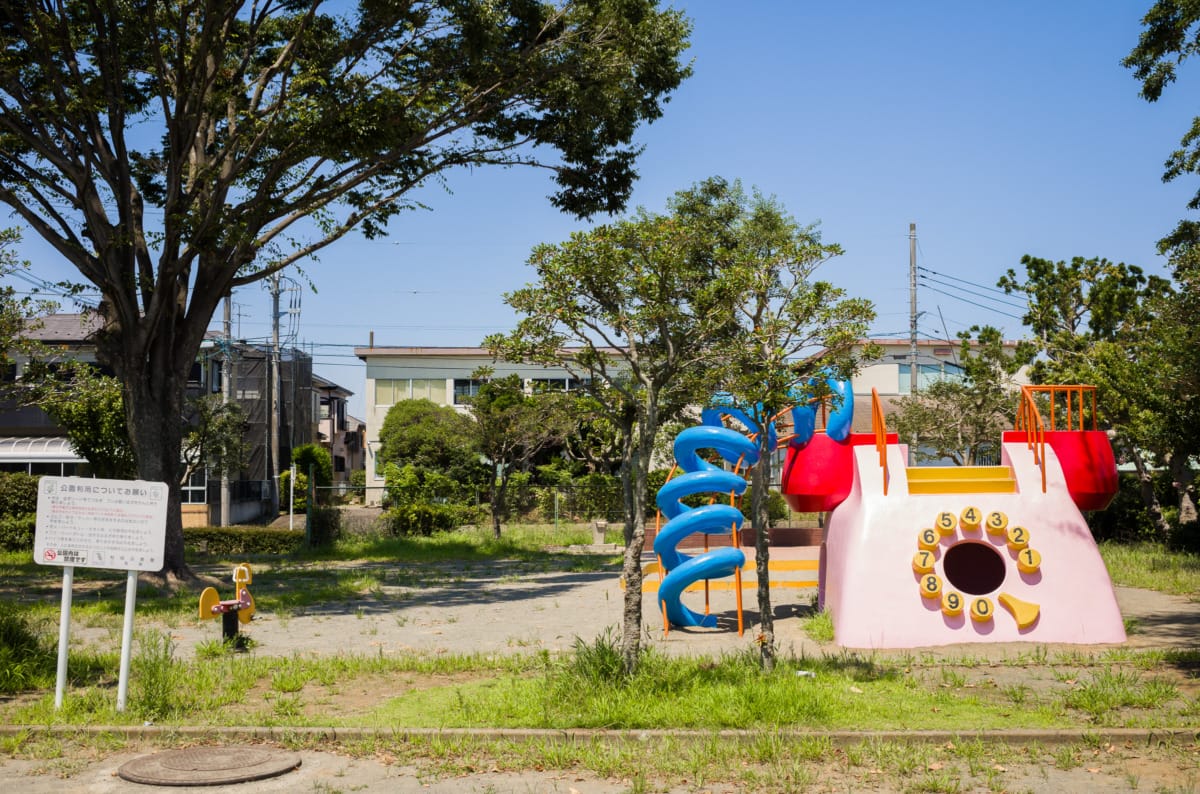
653 425 760 628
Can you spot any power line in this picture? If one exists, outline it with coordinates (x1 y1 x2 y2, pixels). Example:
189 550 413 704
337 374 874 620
919 284 1025 321
918 273 1028 312
917 266 1024 298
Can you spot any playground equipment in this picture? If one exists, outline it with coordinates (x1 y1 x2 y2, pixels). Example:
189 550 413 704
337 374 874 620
198 563 256 643
654 379 1125 649
653 378 853 635
782 383 1124 648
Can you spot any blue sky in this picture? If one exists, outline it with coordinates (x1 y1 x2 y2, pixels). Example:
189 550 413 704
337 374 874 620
13 2 1198 418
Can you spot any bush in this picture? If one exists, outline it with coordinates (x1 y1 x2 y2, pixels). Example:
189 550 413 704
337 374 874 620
291 443 333 490
0 472 39 518
183 526 304 556
279 469 310 512
742 486 791 527
307 506 342 547
1087 472 1176 544
383 503 482 536
0 515 35 552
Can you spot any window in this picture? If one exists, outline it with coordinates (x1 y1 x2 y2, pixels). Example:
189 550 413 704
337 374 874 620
180 469 208 504
334 455 345 473
898 362 965 394
411 378 442 402
374 378 402 406
453 379 482 405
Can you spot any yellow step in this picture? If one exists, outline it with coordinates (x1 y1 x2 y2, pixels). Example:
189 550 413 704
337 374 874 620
906 466 1016 494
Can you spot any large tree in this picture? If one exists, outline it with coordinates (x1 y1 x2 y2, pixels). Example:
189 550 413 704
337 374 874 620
998 255 1198 540
486 178 743 673
1126 1 1200 251
700 181 875 670
0 0 690 580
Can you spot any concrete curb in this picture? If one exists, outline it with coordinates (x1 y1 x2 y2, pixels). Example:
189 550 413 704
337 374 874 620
2 724 1196 748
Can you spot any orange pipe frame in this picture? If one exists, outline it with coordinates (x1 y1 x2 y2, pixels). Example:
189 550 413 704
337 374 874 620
870 388 890 495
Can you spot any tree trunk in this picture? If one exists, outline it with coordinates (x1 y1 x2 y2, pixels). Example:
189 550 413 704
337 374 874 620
491 466 507 539
1169 453 1198 533
619 458 647 675
120 346 188 582
752 439 775 671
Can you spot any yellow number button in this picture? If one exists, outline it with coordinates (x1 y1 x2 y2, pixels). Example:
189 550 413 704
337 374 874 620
918 528 940 550
970 597 994 622
985 510 1008 535
912 550 936 574
1016 547 1042 574
960 506 981 531
1006 525 1029 550
936 511 957 536
942 591 964 617
920 574 942 599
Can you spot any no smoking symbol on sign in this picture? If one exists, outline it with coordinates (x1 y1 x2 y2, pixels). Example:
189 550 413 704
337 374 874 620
43 549 57 561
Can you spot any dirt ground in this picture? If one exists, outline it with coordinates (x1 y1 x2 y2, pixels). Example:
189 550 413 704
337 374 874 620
3 546 1199 793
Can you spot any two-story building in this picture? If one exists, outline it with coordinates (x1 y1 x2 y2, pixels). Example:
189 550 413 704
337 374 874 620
353 345 589 504
2 312 345 525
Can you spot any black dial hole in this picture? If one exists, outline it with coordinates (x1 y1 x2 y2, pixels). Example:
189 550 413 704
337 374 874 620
942 541 1006 595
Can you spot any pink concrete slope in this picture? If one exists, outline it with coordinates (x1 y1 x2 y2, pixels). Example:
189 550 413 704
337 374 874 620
820 441 1126 649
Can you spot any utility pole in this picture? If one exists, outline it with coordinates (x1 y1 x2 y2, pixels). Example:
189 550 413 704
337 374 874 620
909 222 919 466
269 273 282 518
909 222 918 396
221 295 232 527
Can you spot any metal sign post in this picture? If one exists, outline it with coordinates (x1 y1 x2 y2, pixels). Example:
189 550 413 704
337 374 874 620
35 476 168 711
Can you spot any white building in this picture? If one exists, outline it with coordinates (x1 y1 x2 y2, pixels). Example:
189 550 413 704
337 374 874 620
353 346 588 503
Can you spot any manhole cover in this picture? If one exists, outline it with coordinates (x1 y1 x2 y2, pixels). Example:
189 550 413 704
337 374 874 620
117 746 301 786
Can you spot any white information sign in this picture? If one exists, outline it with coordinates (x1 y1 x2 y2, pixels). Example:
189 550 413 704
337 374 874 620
34 476 168 571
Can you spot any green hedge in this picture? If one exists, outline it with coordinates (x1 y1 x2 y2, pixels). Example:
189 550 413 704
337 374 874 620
184 526 304 556
0 472 39 519
383 503 482 536
0 515 35 552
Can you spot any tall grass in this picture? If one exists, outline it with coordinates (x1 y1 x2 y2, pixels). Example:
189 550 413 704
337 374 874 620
1098 542 1200 595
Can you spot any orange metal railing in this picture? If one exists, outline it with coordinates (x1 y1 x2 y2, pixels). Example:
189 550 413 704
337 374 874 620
870 387 889 495
1015 386 1048 493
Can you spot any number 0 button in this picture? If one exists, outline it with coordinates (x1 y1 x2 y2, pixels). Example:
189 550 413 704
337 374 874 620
970 597 994 622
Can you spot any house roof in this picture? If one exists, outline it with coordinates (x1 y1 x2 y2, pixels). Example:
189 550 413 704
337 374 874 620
312 373 353 397
24 312 102 343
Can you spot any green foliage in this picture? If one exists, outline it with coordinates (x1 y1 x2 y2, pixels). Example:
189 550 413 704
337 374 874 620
291 443 333 490
890 326 1035 465
307 506 342 548
0 515 35 552
378 400 483 484
349 469 366 489
0 472 39 518
183 526 304 556
0 602 54 694
383 462 467 507
0 0 690 577
742 486 790 527
279 469 309 512
183 395 248 480
383 503 480 537
1125 3 1200 249
0 228 55 394
25 359 136 479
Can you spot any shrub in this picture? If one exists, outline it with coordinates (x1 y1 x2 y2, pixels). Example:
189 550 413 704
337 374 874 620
291 443 333 490
0 472 39 518
183 526 304 556
279 469 310 512
0 515 35 552
573 472 621 520
382 503 482 536
742 486 791 527
307 506 342 547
